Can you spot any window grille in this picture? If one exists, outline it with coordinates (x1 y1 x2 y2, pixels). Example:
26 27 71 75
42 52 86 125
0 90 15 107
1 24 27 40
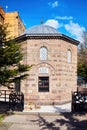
40 47 48 60
67 50 72 63
38 77 49 92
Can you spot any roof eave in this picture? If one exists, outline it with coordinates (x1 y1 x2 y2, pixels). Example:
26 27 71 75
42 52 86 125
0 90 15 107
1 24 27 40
61 34 79 45
15 33 80 45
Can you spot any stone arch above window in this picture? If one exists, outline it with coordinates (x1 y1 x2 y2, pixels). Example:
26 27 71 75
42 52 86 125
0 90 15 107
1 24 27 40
40 46 48 60
67 49 72 63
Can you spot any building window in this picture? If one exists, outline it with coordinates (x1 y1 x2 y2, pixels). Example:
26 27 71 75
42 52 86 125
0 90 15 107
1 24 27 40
38 77 49 92
67 49 72 63
40 47 48 60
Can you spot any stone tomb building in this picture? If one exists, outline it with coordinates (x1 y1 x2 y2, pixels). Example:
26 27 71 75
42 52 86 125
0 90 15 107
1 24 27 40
17 24 79 106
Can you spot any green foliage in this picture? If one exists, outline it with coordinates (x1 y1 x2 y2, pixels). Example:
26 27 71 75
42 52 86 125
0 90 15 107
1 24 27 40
0 41 22 66
77 64 86 77
0 24 31 87
0 114 4 122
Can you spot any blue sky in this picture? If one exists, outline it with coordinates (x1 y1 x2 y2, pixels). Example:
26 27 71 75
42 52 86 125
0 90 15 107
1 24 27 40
0 0 87 42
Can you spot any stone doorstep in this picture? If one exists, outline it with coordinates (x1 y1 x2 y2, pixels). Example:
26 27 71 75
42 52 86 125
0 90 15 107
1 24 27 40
24 102 40 111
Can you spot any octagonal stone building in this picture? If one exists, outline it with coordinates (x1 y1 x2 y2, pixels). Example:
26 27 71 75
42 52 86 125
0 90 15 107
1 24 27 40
16 24 79 107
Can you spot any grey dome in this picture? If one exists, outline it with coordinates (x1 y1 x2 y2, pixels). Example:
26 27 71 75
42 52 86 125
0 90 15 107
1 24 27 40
16 24 79 45
23 24 61 36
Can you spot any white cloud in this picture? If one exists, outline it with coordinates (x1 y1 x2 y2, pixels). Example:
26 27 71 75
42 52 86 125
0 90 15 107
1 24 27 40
48 1 58 8
64 21 85 42
45 19 62 29
44 19 85 42
55 16 73 20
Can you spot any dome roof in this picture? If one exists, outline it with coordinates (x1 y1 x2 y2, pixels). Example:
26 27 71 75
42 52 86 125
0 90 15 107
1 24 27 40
23 24 61 36
16 24 79 46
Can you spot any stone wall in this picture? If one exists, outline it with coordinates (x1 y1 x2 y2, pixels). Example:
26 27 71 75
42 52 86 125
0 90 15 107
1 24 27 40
21 38 77 105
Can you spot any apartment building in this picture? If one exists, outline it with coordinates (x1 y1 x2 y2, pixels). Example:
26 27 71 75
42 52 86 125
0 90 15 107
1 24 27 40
0 7 5 24
0 6 26 38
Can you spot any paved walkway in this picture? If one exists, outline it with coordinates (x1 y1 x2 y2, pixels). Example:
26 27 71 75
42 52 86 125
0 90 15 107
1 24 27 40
1 103 71 130
1 103 87 130
2 112 87 130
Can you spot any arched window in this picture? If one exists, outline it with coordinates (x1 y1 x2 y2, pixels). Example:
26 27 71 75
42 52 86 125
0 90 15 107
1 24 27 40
67 49 72 63
40 47 48 60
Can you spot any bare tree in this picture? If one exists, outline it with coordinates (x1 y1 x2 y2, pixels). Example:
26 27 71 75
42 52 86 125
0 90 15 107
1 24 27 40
77 30 87 83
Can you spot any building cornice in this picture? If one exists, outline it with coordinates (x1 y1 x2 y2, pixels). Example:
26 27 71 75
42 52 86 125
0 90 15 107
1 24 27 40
15 33 79 46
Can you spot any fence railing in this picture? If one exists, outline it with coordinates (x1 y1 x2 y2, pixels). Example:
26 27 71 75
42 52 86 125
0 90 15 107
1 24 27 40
0 90 11 102
72 87 87 112
9 91 24 111
0 90 24 111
